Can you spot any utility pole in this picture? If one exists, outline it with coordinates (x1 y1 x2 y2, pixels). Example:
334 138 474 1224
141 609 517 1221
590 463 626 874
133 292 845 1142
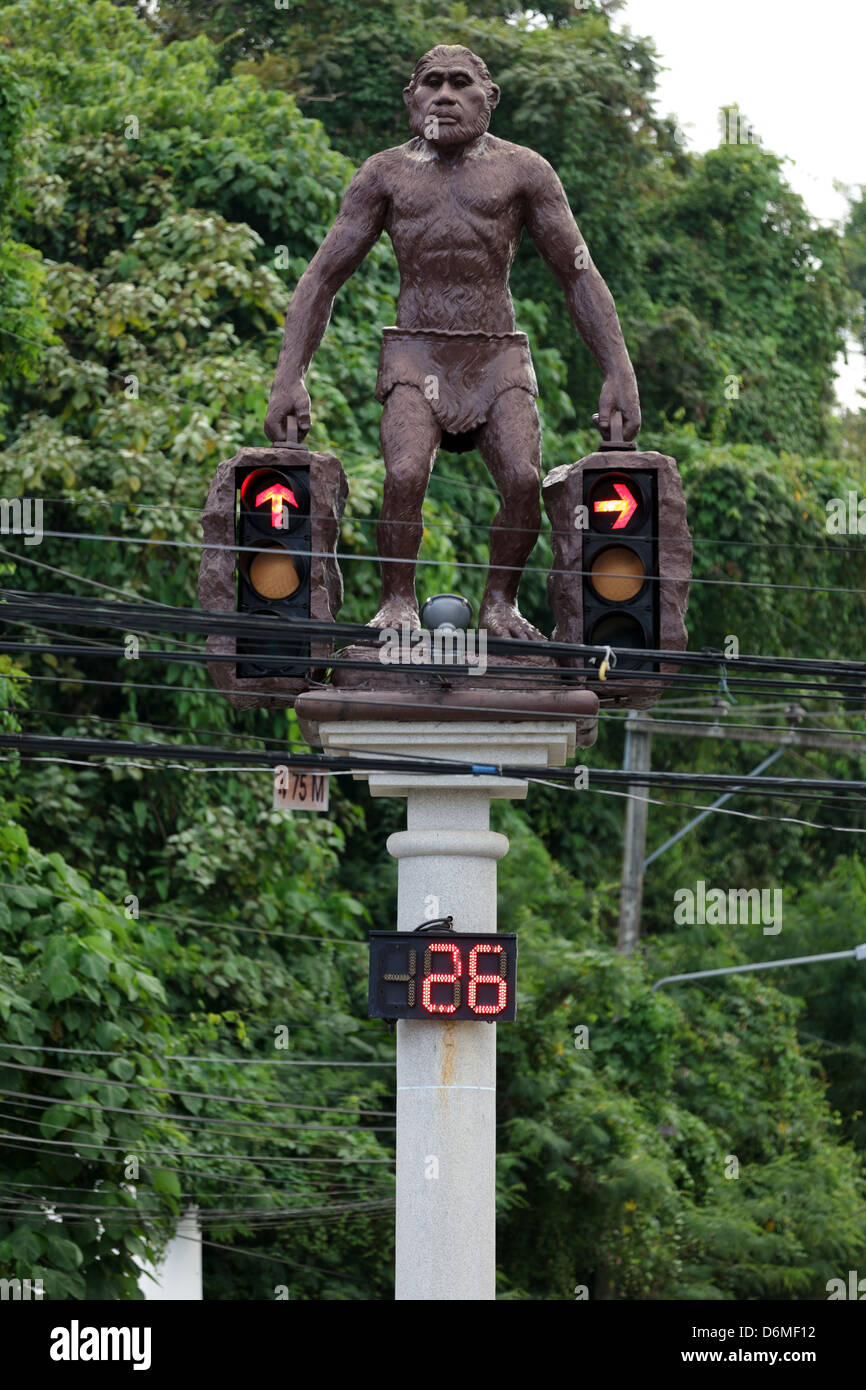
617 711 652 955
317 717 582 1301
138 1206 202 1300
616 705 864 948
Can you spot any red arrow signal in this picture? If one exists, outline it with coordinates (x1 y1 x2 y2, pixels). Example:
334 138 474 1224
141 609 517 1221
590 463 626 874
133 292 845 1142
594 481 638 530
256 483 299 527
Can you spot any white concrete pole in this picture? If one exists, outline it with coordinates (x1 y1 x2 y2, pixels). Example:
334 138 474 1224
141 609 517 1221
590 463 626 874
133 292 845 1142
137 1206 202 1300
318 720 579 1301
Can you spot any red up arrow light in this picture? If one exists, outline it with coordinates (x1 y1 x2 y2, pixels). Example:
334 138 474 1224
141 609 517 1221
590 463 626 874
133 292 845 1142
593 481 638 530
256 483 299 528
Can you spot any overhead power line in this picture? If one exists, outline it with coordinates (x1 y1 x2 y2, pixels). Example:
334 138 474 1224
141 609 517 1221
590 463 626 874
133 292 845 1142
7 635 866 703
1 730 865 802
16 492 866 556
0 1058 393 1116
3 525 866 597
4 700 866 750
4 664 864 712
0 1084 395 1133
0 1038 393 1067
0 1128 393 1166
4 589 866 683
531 780 866 837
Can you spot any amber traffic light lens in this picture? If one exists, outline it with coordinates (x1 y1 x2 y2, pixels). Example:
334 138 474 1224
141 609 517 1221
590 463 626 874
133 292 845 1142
589 546 645 602
248 548 300 599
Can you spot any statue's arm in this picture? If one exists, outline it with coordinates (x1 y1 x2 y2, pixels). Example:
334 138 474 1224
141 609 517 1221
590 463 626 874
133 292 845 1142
523 154 640 439
266 157 389 440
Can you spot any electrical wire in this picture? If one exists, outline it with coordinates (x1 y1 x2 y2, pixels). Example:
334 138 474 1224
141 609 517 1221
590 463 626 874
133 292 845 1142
0 1085 395 1133
6 522 866 599
20 491 866 555
0 702 303 750
0 1039 394 1067
6 700 866 751
0 1058 394 1116
196 1236 336 1273
0 1191 386 1218
0 1175 391 1199
1 1094 394 1152
0 1131 393 1165
8 636 866 706
530 779 866 836
0 1199 395 1227
5 590 866 682
2 730 865 801
0 1094 396 1152
596 709 866 741
0 544 174 607
5 664 864 712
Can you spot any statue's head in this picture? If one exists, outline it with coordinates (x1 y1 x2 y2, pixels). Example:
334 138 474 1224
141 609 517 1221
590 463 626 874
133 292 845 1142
404 45 500 148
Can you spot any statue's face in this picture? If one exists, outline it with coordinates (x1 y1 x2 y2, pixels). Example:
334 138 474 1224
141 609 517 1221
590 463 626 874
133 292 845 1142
404 62 498 148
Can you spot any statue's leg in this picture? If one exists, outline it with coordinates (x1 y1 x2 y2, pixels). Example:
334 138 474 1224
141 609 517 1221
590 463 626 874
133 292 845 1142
370 384 441 630
475 388 545 641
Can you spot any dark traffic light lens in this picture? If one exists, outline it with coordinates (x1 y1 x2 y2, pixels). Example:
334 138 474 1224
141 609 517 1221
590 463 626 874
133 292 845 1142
589 612 652 673
241 610 306 663
589 612 646 651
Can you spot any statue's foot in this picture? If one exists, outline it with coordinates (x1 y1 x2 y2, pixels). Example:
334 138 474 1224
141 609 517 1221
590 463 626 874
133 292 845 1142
479 598 546 641
368 599 421 632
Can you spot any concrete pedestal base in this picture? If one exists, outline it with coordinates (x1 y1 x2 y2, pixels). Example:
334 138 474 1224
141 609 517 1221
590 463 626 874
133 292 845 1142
320 720 579 1301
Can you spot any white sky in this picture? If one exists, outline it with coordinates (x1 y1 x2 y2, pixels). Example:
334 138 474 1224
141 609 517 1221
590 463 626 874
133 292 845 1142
617 0 866 410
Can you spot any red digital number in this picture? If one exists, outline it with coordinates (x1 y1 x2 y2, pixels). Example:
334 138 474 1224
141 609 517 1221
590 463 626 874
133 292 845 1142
468 943 508 1016
421 943 462 1014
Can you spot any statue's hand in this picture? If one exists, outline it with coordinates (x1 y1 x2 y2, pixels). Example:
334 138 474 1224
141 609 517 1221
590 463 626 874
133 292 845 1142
264 379 312 443
597 372 641 442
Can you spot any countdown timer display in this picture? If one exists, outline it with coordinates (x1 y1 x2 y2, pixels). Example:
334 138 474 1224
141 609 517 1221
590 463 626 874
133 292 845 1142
368 932 518 1022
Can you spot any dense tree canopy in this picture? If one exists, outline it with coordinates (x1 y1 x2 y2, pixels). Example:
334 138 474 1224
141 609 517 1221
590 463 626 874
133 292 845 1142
1 0 865 1299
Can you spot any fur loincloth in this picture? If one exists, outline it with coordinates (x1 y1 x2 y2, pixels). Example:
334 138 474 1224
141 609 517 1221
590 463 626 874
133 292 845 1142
374 327 538 453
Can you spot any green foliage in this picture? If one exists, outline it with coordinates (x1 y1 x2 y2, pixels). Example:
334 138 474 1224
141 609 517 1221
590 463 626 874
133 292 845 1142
0 50 53 393
493 806 866 1298
0 810 179 1297
0 0 865 1301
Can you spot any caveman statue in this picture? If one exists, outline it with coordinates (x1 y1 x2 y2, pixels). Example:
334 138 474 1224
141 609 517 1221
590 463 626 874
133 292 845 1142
265 44 640 640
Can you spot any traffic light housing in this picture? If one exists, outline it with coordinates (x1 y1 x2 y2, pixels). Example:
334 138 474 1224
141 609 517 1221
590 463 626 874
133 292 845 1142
543 443 692 709
581 467 657 669
199 443 347 710
235 460 311 678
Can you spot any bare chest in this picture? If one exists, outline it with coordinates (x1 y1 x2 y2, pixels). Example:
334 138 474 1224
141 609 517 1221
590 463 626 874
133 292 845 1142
385 158 524 250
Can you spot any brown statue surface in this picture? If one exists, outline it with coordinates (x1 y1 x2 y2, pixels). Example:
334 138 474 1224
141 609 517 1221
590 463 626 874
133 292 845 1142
265 44 640 641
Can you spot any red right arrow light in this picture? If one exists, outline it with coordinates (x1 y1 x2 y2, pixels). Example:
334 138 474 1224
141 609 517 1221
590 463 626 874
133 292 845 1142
593 481 638 529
